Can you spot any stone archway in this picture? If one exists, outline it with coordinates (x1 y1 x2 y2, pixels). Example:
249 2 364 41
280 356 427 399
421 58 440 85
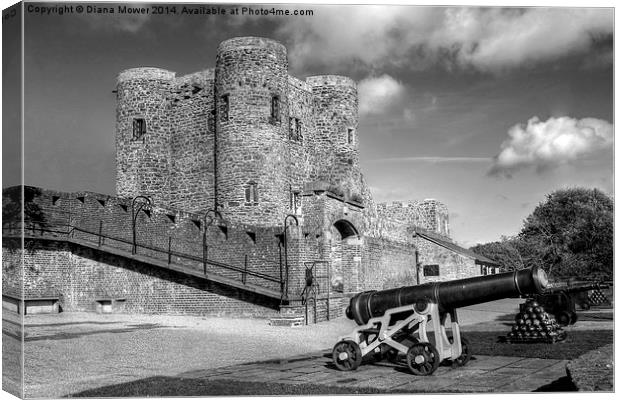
329 219 362 294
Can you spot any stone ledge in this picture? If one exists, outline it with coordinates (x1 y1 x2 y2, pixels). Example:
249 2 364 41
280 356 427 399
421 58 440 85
566 343 613 391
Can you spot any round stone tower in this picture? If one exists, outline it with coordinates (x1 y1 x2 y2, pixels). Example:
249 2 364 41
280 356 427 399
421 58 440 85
306 75 361 199
215 37 290 226
116 67 175 205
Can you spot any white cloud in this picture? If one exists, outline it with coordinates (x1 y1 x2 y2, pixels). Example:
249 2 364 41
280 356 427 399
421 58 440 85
278 7 612 73
357 74 406 116
489 116 613 177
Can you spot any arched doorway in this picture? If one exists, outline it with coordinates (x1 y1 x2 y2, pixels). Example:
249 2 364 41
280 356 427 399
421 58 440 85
329 219 362 294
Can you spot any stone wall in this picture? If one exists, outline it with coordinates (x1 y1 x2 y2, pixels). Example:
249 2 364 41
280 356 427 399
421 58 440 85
13 187 285 293
215 37 291 226
413 236 480 283
115 37 368 226
377 199 451 238
116 68 175 205
361 237 418 291
2 240 279 317
307 75 361 199
169 70 216 213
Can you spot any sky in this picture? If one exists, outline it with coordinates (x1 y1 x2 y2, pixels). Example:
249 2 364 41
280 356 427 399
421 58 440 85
3 1 614 247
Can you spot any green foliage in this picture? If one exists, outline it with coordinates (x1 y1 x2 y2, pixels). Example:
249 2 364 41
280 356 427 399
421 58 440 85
470 187 613 280
2 186 46 226
518 188 613 280
470 236 524 272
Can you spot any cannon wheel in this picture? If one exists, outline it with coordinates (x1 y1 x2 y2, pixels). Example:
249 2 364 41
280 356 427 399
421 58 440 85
449 336 472 367
386 336 417 364
332 340 363 371
557 311 572 326
406 342 440 376
569 311 578 325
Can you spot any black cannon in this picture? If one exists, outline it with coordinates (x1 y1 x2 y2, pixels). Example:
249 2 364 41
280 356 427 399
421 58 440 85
532 280 608 326
332 267 549 375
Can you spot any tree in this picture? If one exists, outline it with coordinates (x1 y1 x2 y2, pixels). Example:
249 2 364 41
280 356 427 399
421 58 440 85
2 185 46 226
470 236 524 272
518 188 613 280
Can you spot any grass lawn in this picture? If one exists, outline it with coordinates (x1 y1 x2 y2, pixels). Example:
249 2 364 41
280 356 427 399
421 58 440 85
463 329 613 359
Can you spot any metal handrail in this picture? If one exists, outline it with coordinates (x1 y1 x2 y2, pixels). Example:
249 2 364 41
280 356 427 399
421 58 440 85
4 220 283 285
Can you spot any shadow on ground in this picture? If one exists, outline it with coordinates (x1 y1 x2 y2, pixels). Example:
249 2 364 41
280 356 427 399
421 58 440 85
68 377 406 397
25 324 163 342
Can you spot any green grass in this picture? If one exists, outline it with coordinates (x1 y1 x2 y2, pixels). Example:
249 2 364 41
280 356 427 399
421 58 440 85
463 329 613 360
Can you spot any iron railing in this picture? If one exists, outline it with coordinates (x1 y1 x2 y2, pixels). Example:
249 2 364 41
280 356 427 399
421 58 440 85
3 220 283 293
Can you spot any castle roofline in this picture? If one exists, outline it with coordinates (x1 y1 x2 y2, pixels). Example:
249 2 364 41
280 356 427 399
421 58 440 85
117 67 176 83
306 75 356 88
218 36 286 52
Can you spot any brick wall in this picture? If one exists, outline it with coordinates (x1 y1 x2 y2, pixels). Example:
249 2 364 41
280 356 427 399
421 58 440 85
2 240 279 317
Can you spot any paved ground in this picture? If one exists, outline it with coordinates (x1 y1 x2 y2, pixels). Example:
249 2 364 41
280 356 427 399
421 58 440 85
1 298 613 398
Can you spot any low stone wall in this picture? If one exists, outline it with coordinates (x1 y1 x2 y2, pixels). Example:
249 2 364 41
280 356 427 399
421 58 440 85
566 344 613 391
3 240 280 318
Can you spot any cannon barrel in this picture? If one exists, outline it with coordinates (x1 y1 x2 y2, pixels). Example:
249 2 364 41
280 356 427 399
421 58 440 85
346 267 549 325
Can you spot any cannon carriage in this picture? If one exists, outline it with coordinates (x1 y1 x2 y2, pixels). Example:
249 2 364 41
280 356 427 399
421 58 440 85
332 267 549 375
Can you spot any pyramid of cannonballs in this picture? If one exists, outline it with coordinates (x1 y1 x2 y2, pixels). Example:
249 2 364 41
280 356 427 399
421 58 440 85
588 289 609 306
506 299 566 343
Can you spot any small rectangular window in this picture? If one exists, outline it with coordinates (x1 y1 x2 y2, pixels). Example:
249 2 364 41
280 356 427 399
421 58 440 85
271 95 280 122
133 118 146 140
220 94 229 121
289 117 295 139
423 264 439 277
295 118 302 139
347 128 354 144
245 182 258 205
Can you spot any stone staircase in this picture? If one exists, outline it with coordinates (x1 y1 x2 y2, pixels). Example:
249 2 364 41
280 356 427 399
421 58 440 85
269 305 305 327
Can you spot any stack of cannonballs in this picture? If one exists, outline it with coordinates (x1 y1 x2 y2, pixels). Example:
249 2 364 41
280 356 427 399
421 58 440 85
506 299 566 343
587 289 609 306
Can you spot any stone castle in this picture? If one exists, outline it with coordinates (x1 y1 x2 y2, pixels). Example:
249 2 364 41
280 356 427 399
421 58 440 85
3 37 496 321
116 37 364 226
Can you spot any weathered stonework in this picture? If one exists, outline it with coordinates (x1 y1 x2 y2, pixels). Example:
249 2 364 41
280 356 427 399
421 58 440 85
116 37 364 227
3 37 495 323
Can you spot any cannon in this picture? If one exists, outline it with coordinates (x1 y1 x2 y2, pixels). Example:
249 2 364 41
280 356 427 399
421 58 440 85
532 280 608 326
332 267 549 375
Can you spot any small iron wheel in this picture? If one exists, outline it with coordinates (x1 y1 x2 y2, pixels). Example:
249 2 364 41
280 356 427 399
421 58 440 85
332 340 363 371
449 336 472 367
557 311 572 326
569 311 578 325
406 342 440 376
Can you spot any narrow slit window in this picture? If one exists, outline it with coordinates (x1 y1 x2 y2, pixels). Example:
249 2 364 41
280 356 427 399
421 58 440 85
133 118 146 140
289 117 295 139
245 182 258 205
220 94 230 121
295 118 302 140
271 95 280 122
347 128 354 144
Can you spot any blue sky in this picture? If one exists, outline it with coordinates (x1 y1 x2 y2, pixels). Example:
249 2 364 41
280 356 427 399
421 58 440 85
5 1 614 247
